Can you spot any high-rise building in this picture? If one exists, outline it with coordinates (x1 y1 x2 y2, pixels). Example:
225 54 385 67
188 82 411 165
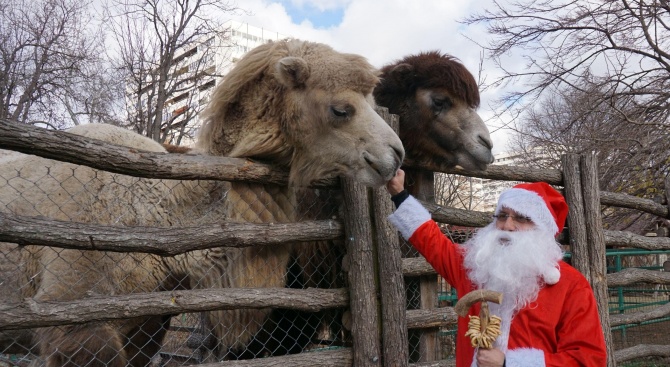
472 147 554 212
445 148 553 213
127 20 288 146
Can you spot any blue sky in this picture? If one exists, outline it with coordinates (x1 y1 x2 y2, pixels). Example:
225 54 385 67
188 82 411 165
279 1 345 28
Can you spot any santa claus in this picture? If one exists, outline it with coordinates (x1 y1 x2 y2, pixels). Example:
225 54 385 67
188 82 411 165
386 170 607 367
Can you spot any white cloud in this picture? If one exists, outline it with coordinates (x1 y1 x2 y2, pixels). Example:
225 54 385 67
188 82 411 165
229 0 515 153
285 0 353 12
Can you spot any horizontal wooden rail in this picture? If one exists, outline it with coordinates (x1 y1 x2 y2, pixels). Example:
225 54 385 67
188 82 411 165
0 118 290 185
406 307 457 329
405 158 563 185
0 288 349 330
607 268 670 287
0 212 343 255
603 229 670 250
205 347 353 367
2 119 667 218
609 302 670 327
408 360 455 367
613 344 670 364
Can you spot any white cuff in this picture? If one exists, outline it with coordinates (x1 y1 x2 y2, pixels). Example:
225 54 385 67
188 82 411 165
387 195 431 240
505 348 545 367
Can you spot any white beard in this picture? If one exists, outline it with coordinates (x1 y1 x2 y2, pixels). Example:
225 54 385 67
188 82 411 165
462 223 564 351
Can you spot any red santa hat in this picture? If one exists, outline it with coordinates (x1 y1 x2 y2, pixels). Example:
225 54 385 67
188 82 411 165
495 182 568 236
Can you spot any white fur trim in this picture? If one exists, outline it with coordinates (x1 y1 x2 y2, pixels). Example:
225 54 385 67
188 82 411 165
543 266 561 285
506 348 546 367
496 188 558 234
387 195 431 239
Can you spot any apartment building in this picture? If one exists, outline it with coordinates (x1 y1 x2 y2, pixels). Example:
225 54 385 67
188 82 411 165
127 20 288 146
454 148 552 212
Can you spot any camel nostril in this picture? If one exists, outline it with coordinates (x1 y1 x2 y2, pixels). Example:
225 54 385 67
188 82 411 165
479 135 493 150
364 155 374 167
392 146 404 163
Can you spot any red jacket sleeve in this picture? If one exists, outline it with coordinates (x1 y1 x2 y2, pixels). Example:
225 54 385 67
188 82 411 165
387 194 471 290
408 220 470 288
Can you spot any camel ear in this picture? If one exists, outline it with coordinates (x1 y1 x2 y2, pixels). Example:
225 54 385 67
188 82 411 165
275 56 310 88
389 63 414 85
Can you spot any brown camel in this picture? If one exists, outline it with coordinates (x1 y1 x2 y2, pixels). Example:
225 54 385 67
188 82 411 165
374 51 494 171
0 39 403 366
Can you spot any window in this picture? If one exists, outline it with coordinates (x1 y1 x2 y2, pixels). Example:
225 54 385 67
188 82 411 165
199 80 215 91
170 92 189 104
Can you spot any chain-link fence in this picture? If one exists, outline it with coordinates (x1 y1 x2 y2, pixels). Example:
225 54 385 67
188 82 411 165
0 147 348 366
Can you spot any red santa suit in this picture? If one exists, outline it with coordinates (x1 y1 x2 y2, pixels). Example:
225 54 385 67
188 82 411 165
388 184 607 367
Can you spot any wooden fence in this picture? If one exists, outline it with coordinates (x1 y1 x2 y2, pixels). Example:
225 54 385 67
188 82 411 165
1 117 670 366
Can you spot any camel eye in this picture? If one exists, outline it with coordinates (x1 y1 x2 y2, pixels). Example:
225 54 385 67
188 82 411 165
431 97 452 112
331 106 349 118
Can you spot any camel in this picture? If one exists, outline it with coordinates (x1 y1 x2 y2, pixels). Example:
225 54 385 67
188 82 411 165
374 51 494 171
373 51 494 363
0 39 404 366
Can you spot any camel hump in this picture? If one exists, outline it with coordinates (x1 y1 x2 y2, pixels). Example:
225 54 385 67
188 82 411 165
67 124 166 152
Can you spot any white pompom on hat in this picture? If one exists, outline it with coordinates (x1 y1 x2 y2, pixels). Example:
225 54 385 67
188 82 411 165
495 182 569 236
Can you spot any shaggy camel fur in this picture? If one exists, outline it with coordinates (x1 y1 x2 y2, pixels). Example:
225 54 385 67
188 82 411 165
0 39 403 366
374 51 494 171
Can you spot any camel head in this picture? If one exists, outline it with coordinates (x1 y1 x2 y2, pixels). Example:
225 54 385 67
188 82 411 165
196 39 404 187
373 51 494 171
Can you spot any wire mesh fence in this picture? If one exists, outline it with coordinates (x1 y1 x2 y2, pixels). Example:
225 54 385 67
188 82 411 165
0 149 348 366
607 250 670 352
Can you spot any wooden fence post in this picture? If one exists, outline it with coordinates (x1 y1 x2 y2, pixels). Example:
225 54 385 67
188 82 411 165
340 177 382 367
561 154 591 282
404 168 439 362
580 154 616 367
372 108 409 367
562 153 616 367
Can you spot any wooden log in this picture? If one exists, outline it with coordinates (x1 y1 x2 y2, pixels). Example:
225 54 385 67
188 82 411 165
0 118 292 185
3 118 667 219
0 288 349 330
0 212 342 255
604 229 670 250
419 201 490 227
372 108 409 367
199 347 353 366
561 154 591 282
408 360 455 367
406 307 458 329
607 268 670 287
580 154 615 367
340 176 381 367
609 302 670 327
404 168 439 362
600 191 668 218
404 158 563 186
402 257 438 277
613 344 670 363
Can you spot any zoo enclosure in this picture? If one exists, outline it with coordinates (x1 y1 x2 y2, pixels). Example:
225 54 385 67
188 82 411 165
0 115 669 366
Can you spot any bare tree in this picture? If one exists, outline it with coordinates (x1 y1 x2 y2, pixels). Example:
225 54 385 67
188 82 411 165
0 0 106 128
105 0 240 144
434 173 490 211
509 81 667 231
464 0 670 223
